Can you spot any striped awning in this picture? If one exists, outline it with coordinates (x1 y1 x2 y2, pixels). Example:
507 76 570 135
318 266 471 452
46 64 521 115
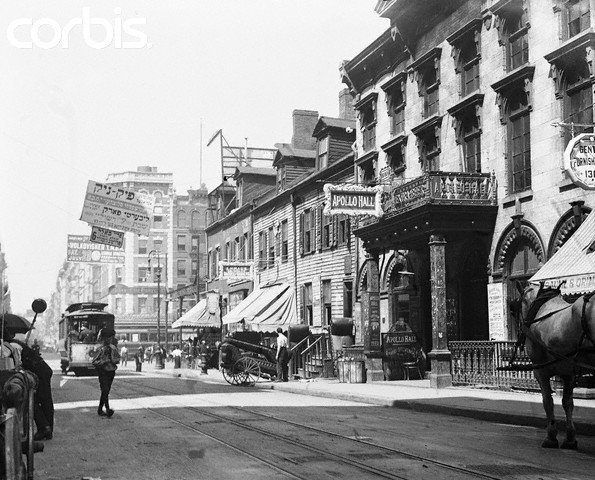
222 282 297 332
171 299 220 328
530 212 595 295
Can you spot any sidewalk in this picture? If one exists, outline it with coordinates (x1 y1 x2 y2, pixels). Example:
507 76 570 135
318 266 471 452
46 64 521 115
123 360 595 436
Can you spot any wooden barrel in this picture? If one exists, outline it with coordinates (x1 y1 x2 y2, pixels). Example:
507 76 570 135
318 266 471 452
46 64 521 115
288 325 310 344
330 318 353 336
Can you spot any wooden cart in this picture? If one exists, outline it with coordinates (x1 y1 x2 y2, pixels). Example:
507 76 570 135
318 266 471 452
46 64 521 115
219 337 278 386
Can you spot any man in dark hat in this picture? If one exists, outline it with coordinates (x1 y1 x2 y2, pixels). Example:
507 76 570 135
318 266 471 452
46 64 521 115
134 346 144 372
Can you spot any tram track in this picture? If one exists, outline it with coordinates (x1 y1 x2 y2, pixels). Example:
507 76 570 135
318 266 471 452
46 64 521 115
110 378 506 480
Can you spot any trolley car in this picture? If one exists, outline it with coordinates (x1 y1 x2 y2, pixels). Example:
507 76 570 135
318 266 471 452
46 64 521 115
58 302 115 376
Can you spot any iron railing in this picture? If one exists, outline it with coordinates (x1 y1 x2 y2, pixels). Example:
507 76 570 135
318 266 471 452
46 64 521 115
449 340 539 390
290 331 334 379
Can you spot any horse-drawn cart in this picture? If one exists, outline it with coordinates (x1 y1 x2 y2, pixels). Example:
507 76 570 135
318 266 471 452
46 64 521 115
219 337 277 386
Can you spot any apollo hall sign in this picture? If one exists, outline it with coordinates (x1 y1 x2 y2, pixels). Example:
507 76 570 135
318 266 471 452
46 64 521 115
323 184 384 217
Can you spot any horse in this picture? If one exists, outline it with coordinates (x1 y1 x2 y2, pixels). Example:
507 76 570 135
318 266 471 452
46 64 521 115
510 283 595 449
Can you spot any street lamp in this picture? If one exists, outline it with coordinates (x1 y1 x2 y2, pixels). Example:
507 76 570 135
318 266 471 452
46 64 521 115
148 249 165 369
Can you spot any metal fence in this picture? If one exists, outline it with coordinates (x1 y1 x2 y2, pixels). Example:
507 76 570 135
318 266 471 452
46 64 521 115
449 340 540 390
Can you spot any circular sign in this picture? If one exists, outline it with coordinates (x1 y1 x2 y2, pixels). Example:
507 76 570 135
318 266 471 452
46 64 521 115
90 250 101 262
564 133 595 190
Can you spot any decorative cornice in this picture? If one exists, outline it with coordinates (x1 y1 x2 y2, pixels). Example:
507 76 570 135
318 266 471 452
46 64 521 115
380 134 408 152
410 114 442 137
355 150 379 167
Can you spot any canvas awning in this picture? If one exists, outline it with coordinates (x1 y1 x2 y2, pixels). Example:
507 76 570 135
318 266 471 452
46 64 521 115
171 299 220 328
222 282 297 332
530 212 595 295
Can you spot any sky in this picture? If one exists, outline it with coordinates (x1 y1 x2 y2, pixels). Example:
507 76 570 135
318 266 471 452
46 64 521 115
0 0 388 313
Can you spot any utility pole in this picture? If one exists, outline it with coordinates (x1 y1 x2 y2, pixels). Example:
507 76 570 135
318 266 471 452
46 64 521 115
148 250 164 369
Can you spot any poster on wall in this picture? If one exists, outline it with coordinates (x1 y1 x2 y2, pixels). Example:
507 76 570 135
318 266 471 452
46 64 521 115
487 283 506 340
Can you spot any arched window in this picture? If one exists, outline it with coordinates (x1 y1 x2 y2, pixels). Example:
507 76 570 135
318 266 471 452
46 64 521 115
154 191 163 204
177 210 187 227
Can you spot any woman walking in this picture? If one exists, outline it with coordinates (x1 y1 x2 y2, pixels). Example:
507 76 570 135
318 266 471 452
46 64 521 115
91 328 120 418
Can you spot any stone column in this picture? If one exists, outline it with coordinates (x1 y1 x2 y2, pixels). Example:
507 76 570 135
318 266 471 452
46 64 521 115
362 253 384 382
427 234 452 388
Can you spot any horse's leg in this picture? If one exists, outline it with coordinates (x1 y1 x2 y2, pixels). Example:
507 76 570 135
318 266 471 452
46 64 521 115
560 375 578 450
535 371 559 448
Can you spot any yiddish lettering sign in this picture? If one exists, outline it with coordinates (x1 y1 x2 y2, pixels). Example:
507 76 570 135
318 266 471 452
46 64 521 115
323 184 383 217
90 226 124 248
67 234 124 264
564 133 595 190
80 180 155 236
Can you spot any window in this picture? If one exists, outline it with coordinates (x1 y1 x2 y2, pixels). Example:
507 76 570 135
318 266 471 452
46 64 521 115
447 20 481 98
303 283 313 325
268 227 275 268
409 49 441 118
191 210 201 229
225 241 231 261
510 111 531 192
322 211 332 250
300 209 315 255
234 237 240 261
177 235 186 252
208 250 213 277
153 215 163 228
281 220 288 262
382 73 406 135
177 210 187 227
343 281 353 318
191 235 199 253
317 136 329 169
493 3 529 72
115 298 123 314
277 165 286 191
412 117 442 172
154 239 163 252
239 234 246 261
259 231 267 270
383 138 407 176
153 297 159 313
138 297 147 314
355 93 377 152
322 280 332 326
154 191 163 204
357 153 378 186
177 259 186 276
191 259 198 277
138 239 147 254
449 104 483 173
138 266 149 283
243 232 249 259
567 0 590 38
115 267 123 284
337 215 350 246
464 128 481 173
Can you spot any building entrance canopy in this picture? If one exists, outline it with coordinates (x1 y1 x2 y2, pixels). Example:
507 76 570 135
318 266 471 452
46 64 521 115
531 212 595 295
171 299 219 328
222 282 297 332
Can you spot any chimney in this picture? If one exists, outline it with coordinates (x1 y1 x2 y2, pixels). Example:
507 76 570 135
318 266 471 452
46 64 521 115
339 88 355 121
291 110 319 150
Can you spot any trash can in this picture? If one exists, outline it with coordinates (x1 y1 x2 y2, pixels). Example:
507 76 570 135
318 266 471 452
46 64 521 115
174 356 181 369
338 359 365 383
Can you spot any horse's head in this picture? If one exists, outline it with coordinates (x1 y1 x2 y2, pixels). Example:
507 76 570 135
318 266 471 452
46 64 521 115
509 283 539 322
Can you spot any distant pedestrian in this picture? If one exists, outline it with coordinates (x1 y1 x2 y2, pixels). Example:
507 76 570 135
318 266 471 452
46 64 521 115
91 328 120 417
275 327 289 382
199 341 210 374
120 344 128 367
134 347 143 372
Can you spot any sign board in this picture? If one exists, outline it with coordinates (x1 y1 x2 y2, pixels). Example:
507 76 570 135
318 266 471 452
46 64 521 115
487 283 506 341
362 291 381 352
90 226 124 248
206 291 220 315
67 234 124 264
219 261 253 281
80 180 155 236
323 184 383 217
564 133 595 190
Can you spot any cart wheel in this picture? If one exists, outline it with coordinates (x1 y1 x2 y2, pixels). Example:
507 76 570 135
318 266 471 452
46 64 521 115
222 367 245 386
237 357 261 386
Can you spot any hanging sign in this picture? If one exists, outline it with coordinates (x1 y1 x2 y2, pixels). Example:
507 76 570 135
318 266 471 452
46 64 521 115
323 184 383 217
67 234 124 264
90 226 124 248
80 180 155 236
487 283 506 341
564 133 595 190
219 261 253 281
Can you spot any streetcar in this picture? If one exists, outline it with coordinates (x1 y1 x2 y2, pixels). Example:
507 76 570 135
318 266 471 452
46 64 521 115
58 302 115 376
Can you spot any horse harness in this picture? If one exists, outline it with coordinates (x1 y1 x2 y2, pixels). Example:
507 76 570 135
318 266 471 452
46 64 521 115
504 285 595 372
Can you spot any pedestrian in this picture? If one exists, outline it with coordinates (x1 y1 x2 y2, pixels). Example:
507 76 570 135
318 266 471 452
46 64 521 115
91 328 120 417
7 332 54 441
134 346 143 372
199 340 210 374
31 338 41 355
120 343 128 367
275 327 289 382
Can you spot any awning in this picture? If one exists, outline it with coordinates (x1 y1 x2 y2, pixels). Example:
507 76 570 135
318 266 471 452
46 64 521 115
530 212 595 295
222 282 297 332
171 299 220 328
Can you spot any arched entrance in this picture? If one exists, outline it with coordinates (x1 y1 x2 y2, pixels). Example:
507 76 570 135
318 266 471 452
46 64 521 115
386 253 419 335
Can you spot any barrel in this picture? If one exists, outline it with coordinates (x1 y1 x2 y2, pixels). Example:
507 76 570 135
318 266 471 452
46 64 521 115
330 318 353 336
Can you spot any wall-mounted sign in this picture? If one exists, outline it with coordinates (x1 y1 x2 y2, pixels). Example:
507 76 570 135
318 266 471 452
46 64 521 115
323 184 383 217
67 234 124 264
80 180 155 236
564 133 595 190
219 261 253 281
90 226 124 248
487 283 506 341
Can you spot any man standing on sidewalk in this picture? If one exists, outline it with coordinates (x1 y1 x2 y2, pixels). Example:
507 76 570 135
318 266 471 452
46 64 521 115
275 327 289 382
